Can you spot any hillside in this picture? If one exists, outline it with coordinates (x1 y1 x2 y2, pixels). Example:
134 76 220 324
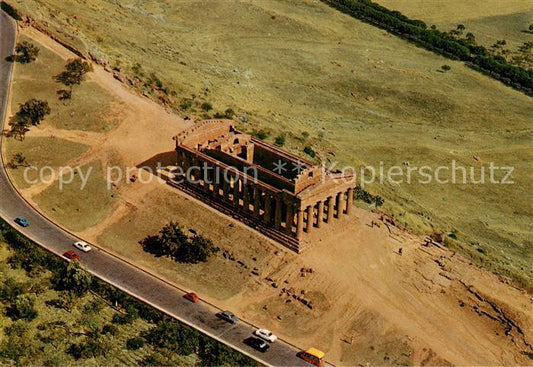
6 0 532 289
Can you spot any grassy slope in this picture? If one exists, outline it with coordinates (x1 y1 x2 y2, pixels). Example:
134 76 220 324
377 0 532 49
4 136 88 189
7 0 533 285
10 35 115 132
33 160 116 232
5 34 118 232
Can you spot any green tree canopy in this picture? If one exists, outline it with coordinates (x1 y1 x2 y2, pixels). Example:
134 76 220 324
14 41 39 63
56 58 93 86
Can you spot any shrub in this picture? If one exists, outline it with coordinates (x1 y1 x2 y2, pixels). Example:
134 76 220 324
353 184 384 207
201 102 213 111
126 336 145 350
303 145 315 158
56 261 93 296
6 294 38 321
252 129 269 140
143 320 199 355
441 64 451 71
102 324 119 336
274 134 286 146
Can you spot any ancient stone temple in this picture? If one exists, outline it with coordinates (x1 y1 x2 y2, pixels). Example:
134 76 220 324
171 120 355 252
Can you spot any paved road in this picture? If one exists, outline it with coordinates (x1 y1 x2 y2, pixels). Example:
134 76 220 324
0 10 312 367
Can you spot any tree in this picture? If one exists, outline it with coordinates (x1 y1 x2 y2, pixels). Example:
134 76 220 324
16 99 51 126
7 153 28 169
140 223 218 263
14 41 39 63
9 99 51 140
57 261 93 296
465 32 476 44
56 58 93 86
143 319 199 355
0 321 37 364
178 235 218 264
456 24 465 35
7 294 38 321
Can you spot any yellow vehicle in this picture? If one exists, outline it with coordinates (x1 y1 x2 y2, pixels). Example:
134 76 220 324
297 348 325 366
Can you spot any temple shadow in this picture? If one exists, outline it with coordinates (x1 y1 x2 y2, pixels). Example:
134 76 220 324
136 151 177 172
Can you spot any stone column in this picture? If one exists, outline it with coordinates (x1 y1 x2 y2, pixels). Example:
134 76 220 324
192 156 200 183
285 203 294 235
263 194 271 224
243 184 250 212
296 209 304 239
213 168 220 197
346 188 354 215
253 187 261 218
223 178 230 201
336 192 344 218
327 196 335 223
233 177 240 206
306 205 314 232
274 197 282 230
317 200 324 228
202 165 210 193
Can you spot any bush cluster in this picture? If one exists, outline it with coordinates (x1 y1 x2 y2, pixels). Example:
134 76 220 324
353 184 384 207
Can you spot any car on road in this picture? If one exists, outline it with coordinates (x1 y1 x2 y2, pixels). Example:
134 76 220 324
73 241 92 253
63 250 81 261
297 348 325 366
244 337 270 353
184 292 199 303
14 216 30 227
254 328 278 342
216 310 239 324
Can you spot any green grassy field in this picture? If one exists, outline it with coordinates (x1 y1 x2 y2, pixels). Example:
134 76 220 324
6 0 533 286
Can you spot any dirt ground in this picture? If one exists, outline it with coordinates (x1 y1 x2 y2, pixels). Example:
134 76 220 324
6 27 533 366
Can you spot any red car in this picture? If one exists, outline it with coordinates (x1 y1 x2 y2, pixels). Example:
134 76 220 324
184 292 199 303
63 250 80 261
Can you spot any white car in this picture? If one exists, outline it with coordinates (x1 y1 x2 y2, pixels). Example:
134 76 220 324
254 328 277 343
73 241 92 253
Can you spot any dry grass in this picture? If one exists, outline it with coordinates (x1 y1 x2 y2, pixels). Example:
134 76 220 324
6 0 532 285
4 136 88 189
32 160 116 232
97 183 287 301
376 0 532 49
10 35 116 132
